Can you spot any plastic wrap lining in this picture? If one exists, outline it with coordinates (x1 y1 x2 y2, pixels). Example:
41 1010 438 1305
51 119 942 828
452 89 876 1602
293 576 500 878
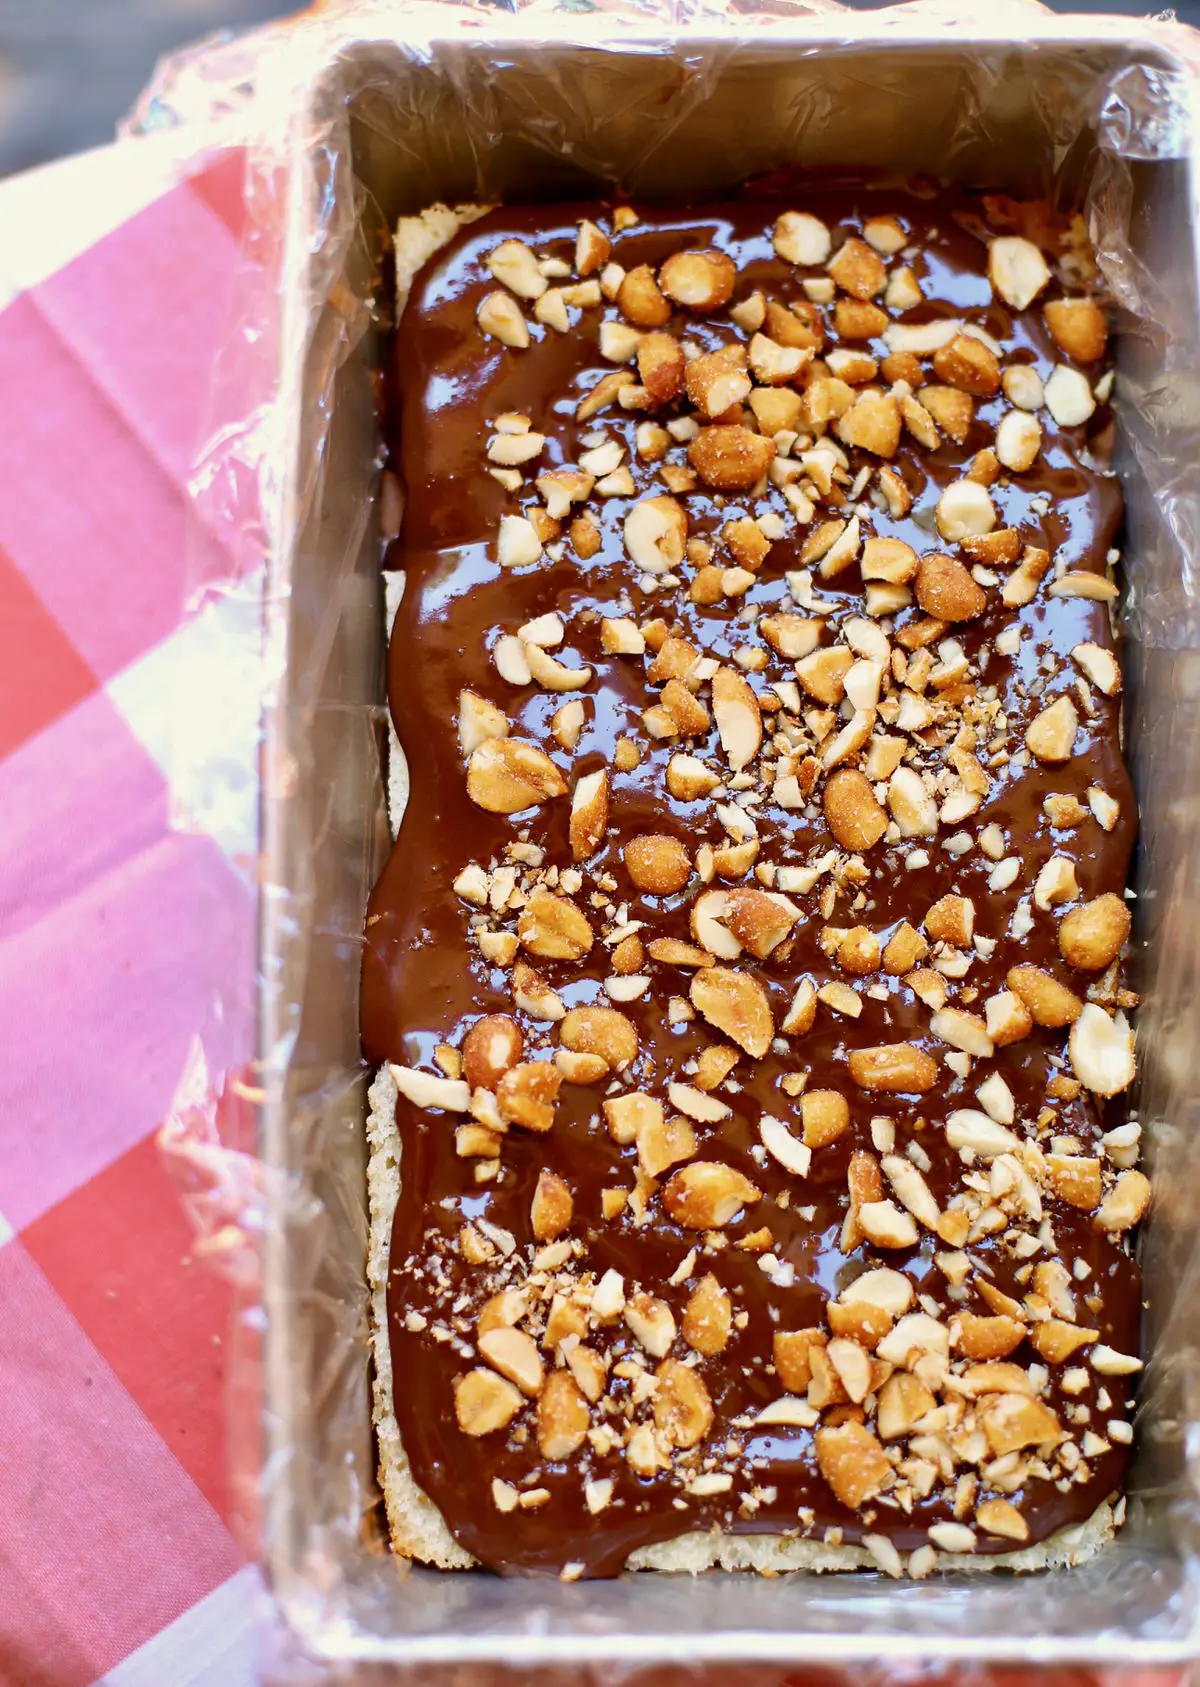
154 0 1200 1675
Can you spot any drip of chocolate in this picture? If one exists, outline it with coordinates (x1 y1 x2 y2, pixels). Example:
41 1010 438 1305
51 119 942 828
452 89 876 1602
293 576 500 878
363 183 1140 1579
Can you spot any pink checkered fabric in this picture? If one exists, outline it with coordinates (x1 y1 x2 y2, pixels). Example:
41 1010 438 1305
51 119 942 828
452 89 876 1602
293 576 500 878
0 136 259 1687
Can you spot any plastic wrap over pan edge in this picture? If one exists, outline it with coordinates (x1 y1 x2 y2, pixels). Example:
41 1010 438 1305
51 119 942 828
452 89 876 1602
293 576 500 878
152 0 1200 1675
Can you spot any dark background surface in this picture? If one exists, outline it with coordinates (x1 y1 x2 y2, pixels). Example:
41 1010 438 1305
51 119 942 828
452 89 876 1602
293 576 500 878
0 0 1197 179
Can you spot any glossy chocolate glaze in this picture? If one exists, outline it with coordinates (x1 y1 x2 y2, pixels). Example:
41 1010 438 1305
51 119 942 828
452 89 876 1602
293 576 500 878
362 183 1140 1578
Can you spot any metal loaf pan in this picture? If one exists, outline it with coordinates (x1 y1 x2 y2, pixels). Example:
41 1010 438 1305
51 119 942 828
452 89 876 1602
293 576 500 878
259 7 1200 1671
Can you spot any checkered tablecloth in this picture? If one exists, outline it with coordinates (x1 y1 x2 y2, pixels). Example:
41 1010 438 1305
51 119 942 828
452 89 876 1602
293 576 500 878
0 131 261 1687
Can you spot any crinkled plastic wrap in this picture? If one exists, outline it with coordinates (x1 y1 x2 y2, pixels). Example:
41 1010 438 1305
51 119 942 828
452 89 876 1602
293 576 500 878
160 0 1200 1676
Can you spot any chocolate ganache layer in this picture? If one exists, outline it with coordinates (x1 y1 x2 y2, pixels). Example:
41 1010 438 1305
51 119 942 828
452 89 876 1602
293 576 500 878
362 181 1144 1579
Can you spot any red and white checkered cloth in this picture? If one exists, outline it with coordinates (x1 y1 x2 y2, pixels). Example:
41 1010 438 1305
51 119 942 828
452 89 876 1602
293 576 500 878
0 131 261 1687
